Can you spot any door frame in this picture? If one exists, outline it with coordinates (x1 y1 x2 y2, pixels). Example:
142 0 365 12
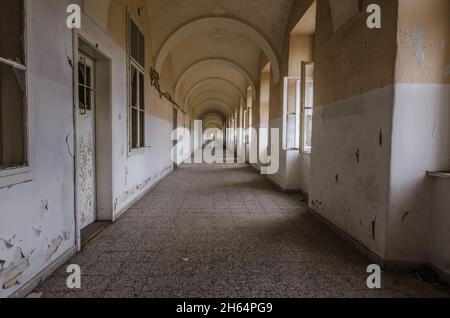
73 34 113 251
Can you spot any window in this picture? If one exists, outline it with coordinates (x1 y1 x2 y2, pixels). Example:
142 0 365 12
128 18 145 150
78 54 94 114
283 77 301 150
301 62 314 154
0 1 27 171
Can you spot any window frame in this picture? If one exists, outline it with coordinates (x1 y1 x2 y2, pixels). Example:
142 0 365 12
282 76 301 151
127 14 146 154
0 0 34 188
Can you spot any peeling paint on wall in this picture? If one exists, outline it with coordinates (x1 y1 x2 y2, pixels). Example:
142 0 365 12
63 231 71 241
40 200 49 216
1 248 29 290
46 236 62 262
32 226 42 238
405 26 427 67
0 238 14 250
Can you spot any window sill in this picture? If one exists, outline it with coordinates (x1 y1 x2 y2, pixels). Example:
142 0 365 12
427 171 450 179
127 148 146 158
0 166 34 189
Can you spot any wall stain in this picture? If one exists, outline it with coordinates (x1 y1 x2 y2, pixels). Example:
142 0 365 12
372 219 376 241
355 149 360 163
379 129 383 147
402 207 416 223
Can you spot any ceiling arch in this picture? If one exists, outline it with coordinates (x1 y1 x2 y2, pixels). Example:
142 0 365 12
194 99 233 119
175 58 257 104
181 78 244 107
155 17 280 82
203 111 227 121
188 91 238 113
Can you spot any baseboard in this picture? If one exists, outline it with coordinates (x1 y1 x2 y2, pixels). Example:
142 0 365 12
265 176 306 195
114 169 173 221
306 207 430 272
9 246 77 298
306 207 386 266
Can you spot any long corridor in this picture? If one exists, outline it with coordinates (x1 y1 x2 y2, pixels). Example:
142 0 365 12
34 164 450 298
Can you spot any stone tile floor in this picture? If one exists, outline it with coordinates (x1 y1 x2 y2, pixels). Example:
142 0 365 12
34 163 450 298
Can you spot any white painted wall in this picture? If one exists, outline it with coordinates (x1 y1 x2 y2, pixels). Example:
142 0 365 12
309 83 450 267
0 1 176 298
309 86 394 258
0 0 76 298
388 84 450 262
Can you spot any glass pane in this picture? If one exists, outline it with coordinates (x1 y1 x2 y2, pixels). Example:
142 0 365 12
86 66 91 88
304 109 313 153
139 110 145 147
0 1 24 64
78 63 85 85
131 66 137 107
78 85 85 107
138 30 145 67
0 63 26 168
86 87 91 111
131 108 138 149
304 63 314 109
287 79 297 114
139 72 144 110
130 21 138 63
305 81 314 109
286 114 298 150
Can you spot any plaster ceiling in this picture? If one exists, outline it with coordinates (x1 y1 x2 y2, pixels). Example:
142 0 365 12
146 0 294 119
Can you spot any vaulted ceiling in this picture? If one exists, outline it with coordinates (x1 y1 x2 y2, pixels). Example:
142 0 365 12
147 0 294 122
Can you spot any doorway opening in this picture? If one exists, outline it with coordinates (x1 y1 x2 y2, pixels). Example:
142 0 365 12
76 37 113 248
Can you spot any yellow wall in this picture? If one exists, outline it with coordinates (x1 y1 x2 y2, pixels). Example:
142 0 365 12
395 0 450 84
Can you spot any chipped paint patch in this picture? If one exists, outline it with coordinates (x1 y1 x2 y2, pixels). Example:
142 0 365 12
0 238 14 250
46 236 62 262
32 226 42 238
63 231 71 241
1 248 30 290
40 200 49 216
405 26 426 66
